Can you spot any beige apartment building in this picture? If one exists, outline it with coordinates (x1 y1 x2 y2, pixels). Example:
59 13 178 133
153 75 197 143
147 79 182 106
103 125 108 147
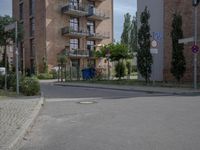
12 0 113 75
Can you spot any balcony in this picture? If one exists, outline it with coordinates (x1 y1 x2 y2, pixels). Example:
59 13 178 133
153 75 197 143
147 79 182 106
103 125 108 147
87 7 109 21
68 49 89 58
87 32 110 40
88 0 106 2
62 27 88 38
61 4 88 17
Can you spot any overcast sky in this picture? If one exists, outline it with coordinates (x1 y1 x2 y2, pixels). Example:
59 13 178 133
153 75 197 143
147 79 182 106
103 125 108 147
0 0 137 41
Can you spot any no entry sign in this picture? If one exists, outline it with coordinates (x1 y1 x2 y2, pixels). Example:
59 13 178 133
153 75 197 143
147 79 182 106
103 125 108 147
192 45 199 53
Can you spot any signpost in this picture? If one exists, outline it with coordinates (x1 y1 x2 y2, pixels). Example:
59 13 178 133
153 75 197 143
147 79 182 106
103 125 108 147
106 49 111 80
177 1 199 89
150 40 159 84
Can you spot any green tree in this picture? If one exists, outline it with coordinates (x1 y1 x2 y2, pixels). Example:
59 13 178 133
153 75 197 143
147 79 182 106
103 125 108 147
97 43 131 79
137 7 152 83
121 13 131 47
129 16 138 53
0 15 23 70
170 12 186 82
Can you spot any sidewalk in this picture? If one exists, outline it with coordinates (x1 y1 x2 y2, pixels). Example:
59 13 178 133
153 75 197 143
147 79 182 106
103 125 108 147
0 97 44 150
55 82 200 95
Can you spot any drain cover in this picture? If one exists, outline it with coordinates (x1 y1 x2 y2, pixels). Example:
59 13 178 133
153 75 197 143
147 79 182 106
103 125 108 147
78 101 97 104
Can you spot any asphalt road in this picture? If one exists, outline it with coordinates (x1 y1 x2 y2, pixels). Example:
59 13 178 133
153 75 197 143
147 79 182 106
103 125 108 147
19 82 200 150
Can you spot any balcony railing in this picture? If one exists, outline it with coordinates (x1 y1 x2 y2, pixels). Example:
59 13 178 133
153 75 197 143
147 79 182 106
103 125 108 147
67 49 95 58
87 7 109 21
62 27 88 37
88 0 106 2
87 32 110 40
61 3 88 17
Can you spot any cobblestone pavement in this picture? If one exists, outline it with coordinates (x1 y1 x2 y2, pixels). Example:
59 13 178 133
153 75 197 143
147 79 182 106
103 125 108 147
0 98 40 149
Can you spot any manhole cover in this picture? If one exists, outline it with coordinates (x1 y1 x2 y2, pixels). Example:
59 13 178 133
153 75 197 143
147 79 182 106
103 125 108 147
78 101 97 104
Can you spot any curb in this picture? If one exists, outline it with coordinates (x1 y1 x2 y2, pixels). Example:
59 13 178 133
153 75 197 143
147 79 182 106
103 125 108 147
55 83 200 95
4 94 45 150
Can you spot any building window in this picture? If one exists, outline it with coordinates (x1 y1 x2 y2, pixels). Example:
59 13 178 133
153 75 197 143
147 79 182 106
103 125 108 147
70 0 79 7
30 18 35 36
87 21 95 34
30 39 35 57
19 3 23 20
29 0 35 16
87 40 95 51
70 17 79 31
88 1 95 7
70 39 79 50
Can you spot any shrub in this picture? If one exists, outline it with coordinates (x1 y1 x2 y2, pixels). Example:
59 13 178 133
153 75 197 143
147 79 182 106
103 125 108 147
37 73 53 80
49 70 58 79
115 61 126 79
0 75 4 89
20 76 40 96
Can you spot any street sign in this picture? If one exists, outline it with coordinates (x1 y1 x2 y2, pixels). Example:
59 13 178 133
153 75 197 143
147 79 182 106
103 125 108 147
151 40 158 48
179 37 194 44
4 23 16 32
150 48 158 54
192 45 199 53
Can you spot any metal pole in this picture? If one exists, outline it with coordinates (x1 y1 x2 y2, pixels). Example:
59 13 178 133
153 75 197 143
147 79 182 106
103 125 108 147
194 6 198 89
108 58 110 80
15 21 19 95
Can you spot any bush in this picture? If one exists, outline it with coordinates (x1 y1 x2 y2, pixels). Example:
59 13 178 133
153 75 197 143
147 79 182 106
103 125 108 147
115 61 126 79
0 75 4 89
20 76 40 96
49 70 58 79
37 73 53 80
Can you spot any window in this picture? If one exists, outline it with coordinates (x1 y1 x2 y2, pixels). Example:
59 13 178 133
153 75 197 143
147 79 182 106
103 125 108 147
19 3 23 20
30 39 35 57
70 17 79 31
69 0 79 7
87 21 95 34
70 39 79 50
29 0 35 16
87 40 95 51
30 18 35 36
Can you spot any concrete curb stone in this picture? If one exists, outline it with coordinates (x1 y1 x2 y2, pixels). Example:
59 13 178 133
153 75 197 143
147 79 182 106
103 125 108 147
54 82 200 95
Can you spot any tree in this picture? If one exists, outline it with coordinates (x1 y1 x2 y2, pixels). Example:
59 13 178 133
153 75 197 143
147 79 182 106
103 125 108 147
96 43 131 62
129 16 138 53
121 13 131 47
137 7 152 83
0 15 23 70
170 12 186 82
96 43 131 79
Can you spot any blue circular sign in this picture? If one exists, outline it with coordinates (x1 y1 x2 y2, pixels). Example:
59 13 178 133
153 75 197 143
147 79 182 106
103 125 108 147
192 45 199 53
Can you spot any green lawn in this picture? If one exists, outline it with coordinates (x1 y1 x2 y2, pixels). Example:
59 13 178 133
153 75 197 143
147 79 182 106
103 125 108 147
0 90 18 99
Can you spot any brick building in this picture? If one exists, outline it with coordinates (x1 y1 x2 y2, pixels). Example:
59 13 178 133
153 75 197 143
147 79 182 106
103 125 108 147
12 0 113 75
137 0 200 82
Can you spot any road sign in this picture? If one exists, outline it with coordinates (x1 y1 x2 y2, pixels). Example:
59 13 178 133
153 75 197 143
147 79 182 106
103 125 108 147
192 45 199 53
179 37 194 44
151 40 158 48
150 48 158 54
4 23 16 32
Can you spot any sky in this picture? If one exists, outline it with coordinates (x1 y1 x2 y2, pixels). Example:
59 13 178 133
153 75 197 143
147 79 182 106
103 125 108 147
0 0 137 42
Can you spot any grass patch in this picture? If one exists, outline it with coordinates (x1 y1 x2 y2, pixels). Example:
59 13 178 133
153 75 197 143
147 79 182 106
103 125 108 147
0 90 18 99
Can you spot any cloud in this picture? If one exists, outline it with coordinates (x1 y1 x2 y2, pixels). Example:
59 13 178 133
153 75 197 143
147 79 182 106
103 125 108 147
114 0 137 42
0 0 12 16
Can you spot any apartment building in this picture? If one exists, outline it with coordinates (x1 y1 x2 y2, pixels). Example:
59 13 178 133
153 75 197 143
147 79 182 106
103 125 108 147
137 0 200 82
12 0 113 75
